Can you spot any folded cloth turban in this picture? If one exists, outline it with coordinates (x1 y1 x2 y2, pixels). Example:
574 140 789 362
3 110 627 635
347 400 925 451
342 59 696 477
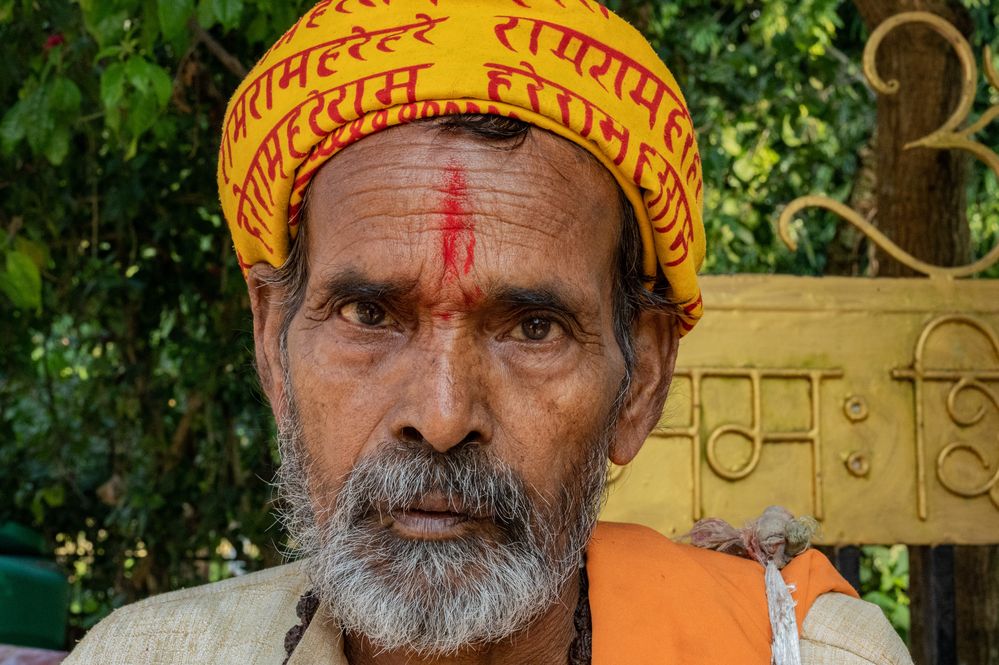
218 0 706 333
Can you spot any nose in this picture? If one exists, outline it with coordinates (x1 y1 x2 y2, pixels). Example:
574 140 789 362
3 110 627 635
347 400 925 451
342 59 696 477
391 338 491 454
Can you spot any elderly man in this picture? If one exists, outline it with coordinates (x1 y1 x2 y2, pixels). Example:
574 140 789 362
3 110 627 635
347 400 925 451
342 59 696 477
65 1 911 663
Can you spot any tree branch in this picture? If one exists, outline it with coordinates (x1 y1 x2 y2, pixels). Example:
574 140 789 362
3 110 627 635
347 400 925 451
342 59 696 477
188 19 248 79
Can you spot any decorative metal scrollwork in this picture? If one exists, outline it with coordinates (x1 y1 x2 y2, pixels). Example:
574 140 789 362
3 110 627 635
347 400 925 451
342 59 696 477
892 315 999 518
778 11 999 278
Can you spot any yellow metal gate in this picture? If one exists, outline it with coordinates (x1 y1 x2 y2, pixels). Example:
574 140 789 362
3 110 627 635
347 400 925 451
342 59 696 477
601 11 999 547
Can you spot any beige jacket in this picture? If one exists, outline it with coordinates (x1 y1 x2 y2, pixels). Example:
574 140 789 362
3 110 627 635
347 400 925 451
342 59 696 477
64 560 912 664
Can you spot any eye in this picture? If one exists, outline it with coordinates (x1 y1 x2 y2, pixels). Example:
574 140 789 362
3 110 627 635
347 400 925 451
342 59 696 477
341 301 391 327
512 315 561 342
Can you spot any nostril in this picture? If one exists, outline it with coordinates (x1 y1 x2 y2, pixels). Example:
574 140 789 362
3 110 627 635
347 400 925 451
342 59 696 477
397 426 484 450
458 431 482 447
400 426 423 444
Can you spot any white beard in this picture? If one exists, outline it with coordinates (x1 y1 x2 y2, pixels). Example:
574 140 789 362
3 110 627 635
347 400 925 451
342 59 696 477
273 362 622 655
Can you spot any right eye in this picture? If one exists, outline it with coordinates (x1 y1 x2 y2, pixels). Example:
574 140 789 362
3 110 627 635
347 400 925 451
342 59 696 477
340 301 392 327
517 316 553 341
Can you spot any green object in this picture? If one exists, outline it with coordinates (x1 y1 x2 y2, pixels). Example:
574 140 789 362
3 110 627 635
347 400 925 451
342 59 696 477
0 523 68 650
0 522 46 556
0 555 69 650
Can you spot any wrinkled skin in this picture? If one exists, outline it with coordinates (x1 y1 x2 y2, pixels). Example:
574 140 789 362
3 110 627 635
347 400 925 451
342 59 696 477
249 123 678 665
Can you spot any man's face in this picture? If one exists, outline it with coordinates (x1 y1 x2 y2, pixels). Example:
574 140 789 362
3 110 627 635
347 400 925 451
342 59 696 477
254 122 650 653
281 122 629 515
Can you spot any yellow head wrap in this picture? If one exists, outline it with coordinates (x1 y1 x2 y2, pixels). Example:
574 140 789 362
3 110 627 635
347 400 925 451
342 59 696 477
218 0 705 333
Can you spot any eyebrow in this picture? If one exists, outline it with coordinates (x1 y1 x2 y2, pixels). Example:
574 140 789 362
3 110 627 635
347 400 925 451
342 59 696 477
307 270 592 323
489 285 588 320
307 270 419 311
490 285 601 344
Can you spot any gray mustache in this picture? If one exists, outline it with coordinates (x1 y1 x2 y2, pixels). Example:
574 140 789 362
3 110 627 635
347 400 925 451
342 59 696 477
333 442 538 542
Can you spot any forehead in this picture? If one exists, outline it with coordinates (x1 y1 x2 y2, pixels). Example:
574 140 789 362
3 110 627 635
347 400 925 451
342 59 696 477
303 122 623 299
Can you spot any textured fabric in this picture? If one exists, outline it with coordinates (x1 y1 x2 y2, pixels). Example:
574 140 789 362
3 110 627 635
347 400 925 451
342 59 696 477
63 561 311 665
0 645 67 665
63 524 910 664
585 522 859 665
217 0 706 333
800 593 913 665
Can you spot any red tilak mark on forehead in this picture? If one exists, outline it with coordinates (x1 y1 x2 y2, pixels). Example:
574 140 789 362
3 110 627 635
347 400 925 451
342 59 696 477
439 164 477 286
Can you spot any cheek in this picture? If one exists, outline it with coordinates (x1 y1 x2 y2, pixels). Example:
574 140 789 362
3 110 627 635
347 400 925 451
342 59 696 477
284 335 389 486
490 360 620 490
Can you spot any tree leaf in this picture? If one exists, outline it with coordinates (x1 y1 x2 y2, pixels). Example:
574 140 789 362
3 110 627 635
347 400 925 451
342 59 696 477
13 237 49 269
721 126 742 157
862 590 896 614
890 603 910 633
23 89 55 158
30 484 66 522
100 62 127 109
211 0 242 31
148 63 173 108
0 98 28 153
41 484 66 508
125 57 172 108
125 56 152 96
48 77 82 115
140 0 162 50
81 4 129 48
157 0 194 43
196 0 216 29
732 153 756 182
126 91 161 138
0 250 42 309
44 125 71 165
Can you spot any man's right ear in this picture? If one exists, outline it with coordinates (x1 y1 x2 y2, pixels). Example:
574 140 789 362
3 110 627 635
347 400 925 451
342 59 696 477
246 264 287 419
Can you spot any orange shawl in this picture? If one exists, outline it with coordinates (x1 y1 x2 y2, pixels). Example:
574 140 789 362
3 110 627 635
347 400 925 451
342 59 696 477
586 522 858 663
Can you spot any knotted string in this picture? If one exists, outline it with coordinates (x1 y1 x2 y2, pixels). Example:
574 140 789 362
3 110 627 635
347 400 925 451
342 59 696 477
685 506 819 665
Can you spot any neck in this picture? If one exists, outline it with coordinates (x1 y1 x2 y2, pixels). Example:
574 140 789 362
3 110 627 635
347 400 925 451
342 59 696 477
343 569 580 665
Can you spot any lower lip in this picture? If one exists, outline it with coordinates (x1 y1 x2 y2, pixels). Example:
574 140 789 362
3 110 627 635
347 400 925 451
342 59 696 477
390 509 472 539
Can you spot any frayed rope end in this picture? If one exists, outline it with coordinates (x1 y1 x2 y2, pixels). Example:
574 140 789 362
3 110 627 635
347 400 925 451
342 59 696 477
683 506 819 665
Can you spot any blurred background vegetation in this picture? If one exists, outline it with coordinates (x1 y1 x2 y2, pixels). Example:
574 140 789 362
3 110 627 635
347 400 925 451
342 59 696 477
1 0 996 648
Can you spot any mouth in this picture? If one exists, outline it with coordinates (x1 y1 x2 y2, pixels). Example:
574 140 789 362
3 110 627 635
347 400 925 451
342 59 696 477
382 491 486 540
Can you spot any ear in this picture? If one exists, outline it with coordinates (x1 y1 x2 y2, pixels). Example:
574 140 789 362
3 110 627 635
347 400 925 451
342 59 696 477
246 264 289 421
608 310 679 466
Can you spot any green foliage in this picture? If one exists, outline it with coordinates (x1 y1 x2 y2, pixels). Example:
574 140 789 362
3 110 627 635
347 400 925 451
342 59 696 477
0 0 314 644
0 237 45 310
610 0 875 274
968 167 999 279
609 0 999 277
860 545 911 643
1 0 995 646
1 46 82 165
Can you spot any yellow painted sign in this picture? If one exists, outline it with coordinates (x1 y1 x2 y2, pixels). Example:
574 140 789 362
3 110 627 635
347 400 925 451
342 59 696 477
603 11 999 545
601 274 999 545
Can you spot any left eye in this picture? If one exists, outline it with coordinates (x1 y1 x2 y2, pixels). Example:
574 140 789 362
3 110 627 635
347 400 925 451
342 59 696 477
513 316 558 341
341 301 391 326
